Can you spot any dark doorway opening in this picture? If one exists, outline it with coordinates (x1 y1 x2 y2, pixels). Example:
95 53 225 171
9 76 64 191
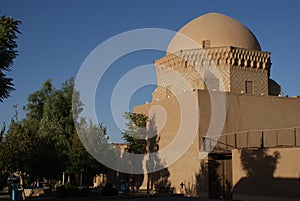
208 153 232 199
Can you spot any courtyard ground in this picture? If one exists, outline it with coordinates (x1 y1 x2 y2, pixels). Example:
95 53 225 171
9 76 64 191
0 194 222 201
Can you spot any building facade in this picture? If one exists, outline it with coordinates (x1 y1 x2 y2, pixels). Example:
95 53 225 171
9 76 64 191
134 13 300 200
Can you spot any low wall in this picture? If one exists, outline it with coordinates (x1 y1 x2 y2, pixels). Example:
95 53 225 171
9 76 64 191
232 147 300 201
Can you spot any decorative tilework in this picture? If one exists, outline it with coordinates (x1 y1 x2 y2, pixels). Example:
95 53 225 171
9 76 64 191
153 47 271 100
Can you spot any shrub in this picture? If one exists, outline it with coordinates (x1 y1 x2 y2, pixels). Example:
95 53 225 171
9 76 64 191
101 183 118 196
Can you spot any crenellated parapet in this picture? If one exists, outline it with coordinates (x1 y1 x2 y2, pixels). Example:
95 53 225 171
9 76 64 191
155 47 271 70
152 47 271 101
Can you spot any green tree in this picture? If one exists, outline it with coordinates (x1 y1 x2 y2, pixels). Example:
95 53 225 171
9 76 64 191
2 79 73 182
0 16 21 102
68 122 108 186
122 112 148 191
122 112 148 154
3 119 29 173
2 78 108 187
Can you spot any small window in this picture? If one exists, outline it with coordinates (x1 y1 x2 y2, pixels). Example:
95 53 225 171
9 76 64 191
202 40 210 49
245 81 253 94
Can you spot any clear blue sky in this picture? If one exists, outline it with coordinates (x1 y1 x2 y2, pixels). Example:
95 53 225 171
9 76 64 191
1 0 300 142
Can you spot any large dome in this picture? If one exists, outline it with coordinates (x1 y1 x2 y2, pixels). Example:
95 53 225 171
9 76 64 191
167 12 261 53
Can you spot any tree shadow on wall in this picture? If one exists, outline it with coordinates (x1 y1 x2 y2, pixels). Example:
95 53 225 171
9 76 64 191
114 114 170 194
195 161 209 196
118 129 145 192
207 159 223 199
146 115 171 194
234 149 300 199
193 161 210 197
195 160 231 198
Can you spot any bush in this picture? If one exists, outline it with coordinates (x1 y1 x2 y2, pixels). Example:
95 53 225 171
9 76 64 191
56 183 92 198
0 174 6 190
56 185 66 198
101 183 118 196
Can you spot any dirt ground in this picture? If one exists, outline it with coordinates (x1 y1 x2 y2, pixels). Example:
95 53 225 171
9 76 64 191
0 194 220 201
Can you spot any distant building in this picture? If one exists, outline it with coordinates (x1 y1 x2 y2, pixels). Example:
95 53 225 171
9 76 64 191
94 143 128 188
134 13 300 200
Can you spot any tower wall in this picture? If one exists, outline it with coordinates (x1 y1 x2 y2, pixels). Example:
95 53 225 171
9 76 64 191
152 47 271 101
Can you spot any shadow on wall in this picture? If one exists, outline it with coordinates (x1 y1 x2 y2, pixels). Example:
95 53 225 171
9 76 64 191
193 161 210 197
193 159 232 199
146 114 171 192
268 78 281 96
234 149 300 199
111 114 171 193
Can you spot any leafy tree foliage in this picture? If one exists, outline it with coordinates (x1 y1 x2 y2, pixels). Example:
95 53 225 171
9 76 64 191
122 112 148 154
68 122 108 177
1 78 107 186
122 112 148 191
0 16 21 102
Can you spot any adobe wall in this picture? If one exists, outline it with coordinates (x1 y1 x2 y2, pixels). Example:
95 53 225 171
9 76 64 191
198 91 300 149
134 92 201 195
230 66 268 95
134 90 300 197
197 90 300 136
232 148 300 201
